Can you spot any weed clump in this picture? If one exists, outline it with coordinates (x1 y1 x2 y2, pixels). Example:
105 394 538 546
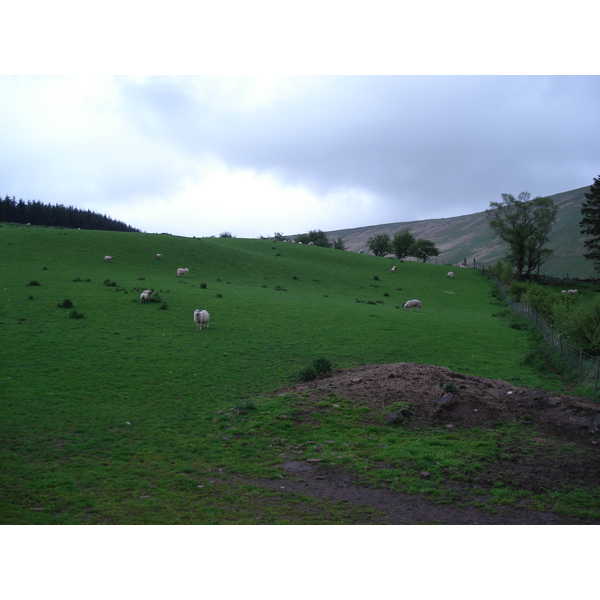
57 299 74 308
298 357 333 382
442 382 459 395
103 279 117 287
158 302 168 310
27 280 40 286
236 399 256 414
200 283 207 289
68 310 84 319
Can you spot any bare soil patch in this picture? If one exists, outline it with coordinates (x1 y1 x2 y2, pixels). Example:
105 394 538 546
252 362 600 524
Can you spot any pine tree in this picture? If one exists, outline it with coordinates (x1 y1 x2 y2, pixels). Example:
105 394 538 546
579 175 600 271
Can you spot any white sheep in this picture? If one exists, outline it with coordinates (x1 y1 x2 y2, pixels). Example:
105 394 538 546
403 299 422 311
447 271 454 278
194 309 210 330
140 289 154 303
391 266 397 272
177 268 189 277
308 241 315 246
156 254 163 259
568 289 578 295
104 255 114 262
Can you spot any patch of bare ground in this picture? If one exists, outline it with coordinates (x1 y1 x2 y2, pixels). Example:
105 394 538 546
245 362 600 524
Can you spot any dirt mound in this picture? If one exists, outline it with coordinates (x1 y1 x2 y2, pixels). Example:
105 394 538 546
282 362 600 443
255 362 600 524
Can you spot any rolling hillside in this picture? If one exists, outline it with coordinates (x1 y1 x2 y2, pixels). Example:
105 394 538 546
326 186 593 279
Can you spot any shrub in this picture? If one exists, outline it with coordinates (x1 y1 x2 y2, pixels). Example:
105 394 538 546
311 357 333 376
200 283 207 289
57 299 74 308
298 366 319 382
27 280 40 286
236 399 256 414
158 302 168 310
373 275 380 281
68 310 84 319
103 279 117 287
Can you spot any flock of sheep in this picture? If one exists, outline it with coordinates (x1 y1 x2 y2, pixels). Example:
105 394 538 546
104 253 210 331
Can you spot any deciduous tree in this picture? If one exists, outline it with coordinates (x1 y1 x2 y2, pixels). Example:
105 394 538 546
487 192 557 279
391 228 415 259
366 233 392 257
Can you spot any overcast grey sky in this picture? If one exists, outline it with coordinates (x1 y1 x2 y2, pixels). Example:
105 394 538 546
2 5 599 239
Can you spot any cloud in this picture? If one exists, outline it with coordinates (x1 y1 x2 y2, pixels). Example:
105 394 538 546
1 75 599 238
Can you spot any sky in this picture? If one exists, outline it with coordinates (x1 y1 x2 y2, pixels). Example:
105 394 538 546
2 5 599 241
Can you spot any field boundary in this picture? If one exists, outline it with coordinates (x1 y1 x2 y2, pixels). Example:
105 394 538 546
492 279 600 390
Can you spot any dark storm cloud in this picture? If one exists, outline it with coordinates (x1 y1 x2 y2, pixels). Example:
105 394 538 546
116 75 600 221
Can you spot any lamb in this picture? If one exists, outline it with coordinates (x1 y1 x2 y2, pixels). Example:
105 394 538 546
447 272 454 278
391 266 397 272
194 309 210 330
177 268 189 277
104 255 114 262
140 289 154 303
568 289 578 295
156 254 163 259
403 299 422 311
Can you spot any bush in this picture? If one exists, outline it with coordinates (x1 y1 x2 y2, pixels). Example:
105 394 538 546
236 399 256 414
312 357 333 376
57 299 74 308
200 283 207 289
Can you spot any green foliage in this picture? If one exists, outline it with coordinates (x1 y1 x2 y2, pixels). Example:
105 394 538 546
487 192 557 279
408 238 440 262
27 280 40 286
391 228 416 259
332 236 346 250
219 231 235 238
508 281 528 302
295 229 331 248
366 233 392 257
297 357 333 381
67 310 84 319
579 174 600 271
103 279 117 287
553 296 600 355
442 382 459 395
57 298 74 308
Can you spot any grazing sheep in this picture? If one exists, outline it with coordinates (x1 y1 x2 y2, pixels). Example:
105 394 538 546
447 272 454 278
104 256 114 262
403 299 422 311
140 289 154 303
359 250 364 254
194 309 210 330
308 241 315 246
177 268 189 277
156 253 163 259
561 290 567 294
391 266 397 272
568 289 578 295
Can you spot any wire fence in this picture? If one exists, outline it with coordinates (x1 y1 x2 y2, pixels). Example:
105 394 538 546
492 280 600 390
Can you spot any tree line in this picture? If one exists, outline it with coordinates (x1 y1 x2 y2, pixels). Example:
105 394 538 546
0 196 141 233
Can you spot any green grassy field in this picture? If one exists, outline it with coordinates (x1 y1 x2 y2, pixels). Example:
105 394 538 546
1 224 596 524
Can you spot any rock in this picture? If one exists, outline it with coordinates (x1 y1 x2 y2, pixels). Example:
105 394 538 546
384 412 404 424
305 458 323 463
445 424 454 429
437 393 453 405
420 471 430 478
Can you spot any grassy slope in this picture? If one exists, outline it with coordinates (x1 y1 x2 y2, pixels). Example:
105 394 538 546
0 224 592 524
326 185 593 279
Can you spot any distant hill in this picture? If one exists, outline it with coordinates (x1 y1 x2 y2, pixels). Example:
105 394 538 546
325 186 593 279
